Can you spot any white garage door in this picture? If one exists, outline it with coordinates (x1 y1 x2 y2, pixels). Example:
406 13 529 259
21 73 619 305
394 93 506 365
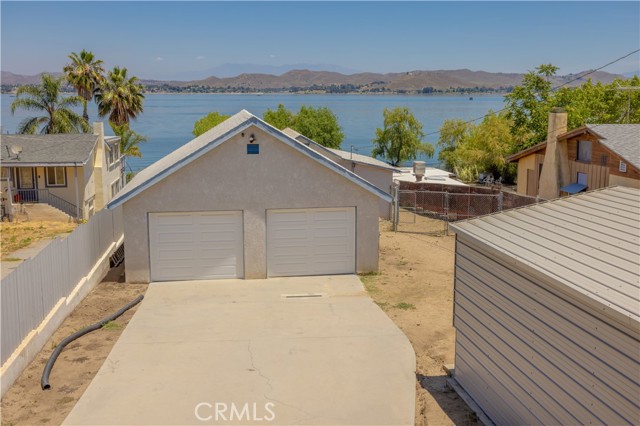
267 207 355 277
149 211 243 281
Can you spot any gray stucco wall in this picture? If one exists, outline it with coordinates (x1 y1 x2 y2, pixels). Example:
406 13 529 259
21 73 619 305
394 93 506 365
338 161 392 219
122 125 382 283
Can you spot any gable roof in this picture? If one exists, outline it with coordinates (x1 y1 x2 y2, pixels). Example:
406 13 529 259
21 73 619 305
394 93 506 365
107 110 392 209
0 133 99 166
506 124 640 169
450 186 640 330
282 128 400 172
586 124 640 170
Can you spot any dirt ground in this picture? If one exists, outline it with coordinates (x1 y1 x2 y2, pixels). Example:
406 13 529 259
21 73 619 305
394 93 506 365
1 221 77 260
0 264 147 426
1 214 474 426
363 215 479 426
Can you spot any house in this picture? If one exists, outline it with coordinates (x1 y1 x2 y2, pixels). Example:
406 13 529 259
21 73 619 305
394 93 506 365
507 108 640 198
0 123 124 219
449 186 640 425
106 110 391 283
282 127 399 218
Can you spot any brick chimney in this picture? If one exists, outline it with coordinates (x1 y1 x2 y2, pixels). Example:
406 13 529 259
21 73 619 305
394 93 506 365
538 108 569 199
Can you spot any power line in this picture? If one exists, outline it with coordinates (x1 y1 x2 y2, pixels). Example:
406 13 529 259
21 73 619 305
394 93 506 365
423 48 640 139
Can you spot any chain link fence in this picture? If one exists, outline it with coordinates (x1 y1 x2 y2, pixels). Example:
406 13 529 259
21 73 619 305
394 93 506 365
393 185 541 234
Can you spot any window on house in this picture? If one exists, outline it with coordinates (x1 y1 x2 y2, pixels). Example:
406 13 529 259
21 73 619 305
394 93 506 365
45 167 66 187
577 140 592 162
600 155 608 166
111 179 121 198
619 161 627 173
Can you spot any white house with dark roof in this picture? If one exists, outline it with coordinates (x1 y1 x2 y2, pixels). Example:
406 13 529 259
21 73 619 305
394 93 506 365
282 127 399 218
107 110 391 283
507 109 640 198
1 123 124 219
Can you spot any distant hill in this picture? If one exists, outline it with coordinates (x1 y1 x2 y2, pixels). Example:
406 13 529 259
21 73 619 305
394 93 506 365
1 71 62 85
2 68 626 94
169 63 362 80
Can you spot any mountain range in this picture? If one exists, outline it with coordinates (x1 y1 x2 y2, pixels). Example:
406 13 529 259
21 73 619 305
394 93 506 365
1 68 630 94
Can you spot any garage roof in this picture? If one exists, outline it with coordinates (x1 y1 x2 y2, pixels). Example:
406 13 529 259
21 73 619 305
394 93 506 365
107 110 392 209
450 186 640 330
282 128 400 172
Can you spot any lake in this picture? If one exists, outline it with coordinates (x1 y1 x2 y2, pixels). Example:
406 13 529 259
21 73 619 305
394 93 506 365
1 93 505 171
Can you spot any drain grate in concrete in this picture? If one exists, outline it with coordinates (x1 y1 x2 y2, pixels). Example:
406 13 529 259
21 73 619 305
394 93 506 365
282 293 325 299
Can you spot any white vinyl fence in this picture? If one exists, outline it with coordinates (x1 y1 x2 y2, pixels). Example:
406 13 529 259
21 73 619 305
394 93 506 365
1 206 123 365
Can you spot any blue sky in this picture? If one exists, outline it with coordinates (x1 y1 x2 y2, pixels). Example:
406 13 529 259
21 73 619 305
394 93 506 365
1 1 639 80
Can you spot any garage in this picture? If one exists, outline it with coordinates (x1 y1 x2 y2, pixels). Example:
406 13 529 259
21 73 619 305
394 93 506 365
149 211 243 281
108 110 391 282
267 207 355 277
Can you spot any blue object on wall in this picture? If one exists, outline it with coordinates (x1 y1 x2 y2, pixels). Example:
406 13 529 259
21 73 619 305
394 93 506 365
247 144 259 154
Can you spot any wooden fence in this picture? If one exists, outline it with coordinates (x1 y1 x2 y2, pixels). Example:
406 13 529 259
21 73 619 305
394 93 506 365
1 207 123 365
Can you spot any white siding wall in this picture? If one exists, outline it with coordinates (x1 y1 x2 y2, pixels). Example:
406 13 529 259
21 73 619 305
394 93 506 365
453 237 640 425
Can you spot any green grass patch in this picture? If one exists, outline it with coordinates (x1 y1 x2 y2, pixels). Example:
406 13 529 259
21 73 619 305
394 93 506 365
101 321 122 330
358 271 380 293
2 257 22 262
375 301 390 310
393 302 416 310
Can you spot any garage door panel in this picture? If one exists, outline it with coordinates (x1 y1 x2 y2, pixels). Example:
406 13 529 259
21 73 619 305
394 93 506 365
267 208 355 277
149 211 243 281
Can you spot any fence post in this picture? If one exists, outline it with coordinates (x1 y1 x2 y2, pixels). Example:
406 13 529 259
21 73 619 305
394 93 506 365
498 192 503 211
444 192 449 217
393 183 399 232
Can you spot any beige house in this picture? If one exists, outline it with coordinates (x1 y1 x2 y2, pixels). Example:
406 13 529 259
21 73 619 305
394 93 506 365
107 110 391 283
450 186 640 425
282 127 399 219
507 109 640 199
1 123 124 219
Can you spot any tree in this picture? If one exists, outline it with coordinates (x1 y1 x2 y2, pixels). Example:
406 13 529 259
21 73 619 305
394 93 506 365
436 111 516 182
10 74 89 134
112 124 147 183
95 66 144 127
112 124 147 158
263 104 344 148
192 112 230 136
263 104 294 130
504 64 640 150
504 64 558 147
437 118 470 172
372 107 434 166
63 50 105 121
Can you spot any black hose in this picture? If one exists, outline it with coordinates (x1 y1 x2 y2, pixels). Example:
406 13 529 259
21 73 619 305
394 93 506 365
41 294 144 390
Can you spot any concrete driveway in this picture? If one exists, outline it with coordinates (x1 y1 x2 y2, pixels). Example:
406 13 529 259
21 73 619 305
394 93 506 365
63 275 415 425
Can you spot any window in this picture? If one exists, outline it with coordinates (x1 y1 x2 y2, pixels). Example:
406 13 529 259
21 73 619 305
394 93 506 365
111 179 121 198
577 140 592 162
600 155 608 166
619 161 627 173
46 167 66 187
107 145 120 166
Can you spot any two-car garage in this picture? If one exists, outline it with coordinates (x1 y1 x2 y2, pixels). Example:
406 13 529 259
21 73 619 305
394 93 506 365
109 110 389 283
149 208 356 281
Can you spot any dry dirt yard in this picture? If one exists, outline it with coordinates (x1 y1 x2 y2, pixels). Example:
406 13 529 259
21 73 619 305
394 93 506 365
1 265 147 426
1 215 476 426
365 216 480 426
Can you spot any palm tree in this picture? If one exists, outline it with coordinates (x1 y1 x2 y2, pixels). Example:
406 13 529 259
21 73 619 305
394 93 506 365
112 124 147 183
63 50 105 121
95 67 144 127
10 74 90 134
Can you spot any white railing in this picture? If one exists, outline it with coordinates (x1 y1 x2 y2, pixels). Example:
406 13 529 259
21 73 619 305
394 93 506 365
1 206 123 366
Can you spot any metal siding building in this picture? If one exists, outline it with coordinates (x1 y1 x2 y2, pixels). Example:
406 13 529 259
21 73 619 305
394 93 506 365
450 186 640 425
